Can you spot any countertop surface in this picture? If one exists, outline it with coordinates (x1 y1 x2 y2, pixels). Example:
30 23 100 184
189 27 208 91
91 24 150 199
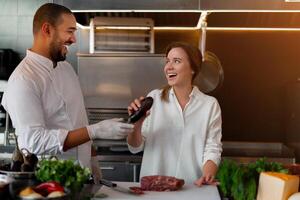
2 181 221 200
91 181 221 200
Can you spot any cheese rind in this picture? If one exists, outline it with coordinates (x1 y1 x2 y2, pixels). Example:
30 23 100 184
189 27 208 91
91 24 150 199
288 192 300 200
257 172 299 200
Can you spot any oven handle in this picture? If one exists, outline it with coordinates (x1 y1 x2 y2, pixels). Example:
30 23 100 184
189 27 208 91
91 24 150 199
100 166 115 170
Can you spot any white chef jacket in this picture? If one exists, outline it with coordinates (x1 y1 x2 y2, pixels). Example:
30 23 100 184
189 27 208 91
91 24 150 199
1 50 92 168
128 86 222 184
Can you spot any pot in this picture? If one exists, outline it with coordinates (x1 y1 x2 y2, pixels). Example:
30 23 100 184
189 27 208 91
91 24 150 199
0 174 13 198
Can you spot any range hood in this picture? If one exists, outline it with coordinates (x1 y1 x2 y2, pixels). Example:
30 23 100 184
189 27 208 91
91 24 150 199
53 0 200 11
201 0 300 11
53 0 300 28
74 12 201 27
72 12 300 29
53 0 300 11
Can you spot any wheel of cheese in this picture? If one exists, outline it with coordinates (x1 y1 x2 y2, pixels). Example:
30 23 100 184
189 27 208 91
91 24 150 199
256 172 299 200
289 192 300 200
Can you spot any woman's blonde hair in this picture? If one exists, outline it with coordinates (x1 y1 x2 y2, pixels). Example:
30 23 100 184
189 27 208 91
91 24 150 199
161 42 203 102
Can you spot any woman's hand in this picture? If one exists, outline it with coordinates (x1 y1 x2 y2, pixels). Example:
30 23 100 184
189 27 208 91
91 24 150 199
194 160 219 187
128 97 143 115
127 96 150 127
127 96 149 148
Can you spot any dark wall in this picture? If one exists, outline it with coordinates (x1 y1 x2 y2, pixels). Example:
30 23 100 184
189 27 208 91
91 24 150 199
153 29 300 143
207 30 300 142
154 29 200 54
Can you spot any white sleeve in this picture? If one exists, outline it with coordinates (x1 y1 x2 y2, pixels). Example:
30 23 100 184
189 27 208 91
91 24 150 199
202 100 223 168
2 77 68 155
127 114 150 154
127 137 145 154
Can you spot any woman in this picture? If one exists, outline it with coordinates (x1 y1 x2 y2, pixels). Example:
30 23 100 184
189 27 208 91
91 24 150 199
127 42 222 186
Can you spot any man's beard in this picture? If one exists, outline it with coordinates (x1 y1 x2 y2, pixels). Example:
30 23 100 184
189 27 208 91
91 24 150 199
49 39 67 64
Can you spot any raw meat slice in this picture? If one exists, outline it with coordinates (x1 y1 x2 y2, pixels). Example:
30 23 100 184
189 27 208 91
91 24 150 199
141 175 185 191
129 186 145 194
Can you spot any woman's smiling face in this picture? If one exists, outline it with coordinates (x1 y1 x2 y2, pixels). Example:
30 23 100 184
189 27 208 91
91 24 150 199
164 47 194 88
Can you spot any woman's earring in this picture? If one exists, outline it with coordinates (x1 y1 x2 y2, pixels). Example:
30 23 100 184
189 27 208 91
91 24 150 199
191 71 195 74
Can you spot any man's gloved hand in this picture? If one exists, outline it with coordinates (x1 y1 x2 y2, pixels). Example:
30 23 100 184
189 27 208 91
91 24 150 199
87 118 134 140
91 156 102 184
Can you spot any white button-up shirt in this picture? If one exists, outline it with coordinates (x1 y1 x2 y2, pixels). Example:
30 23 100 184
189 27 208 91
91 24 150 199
1 50 92 168
128 87 222 184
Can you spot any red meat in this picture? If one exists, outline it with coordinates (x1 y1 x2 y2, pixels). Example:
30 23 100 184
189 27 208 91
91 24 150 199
140 175 185 191
129 187 145 194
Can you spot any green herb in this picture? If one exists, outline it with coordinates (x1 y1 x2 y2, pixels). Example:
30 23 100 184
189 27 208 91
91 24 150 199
216 159 238 197
35 158 91 191
216 158 288 200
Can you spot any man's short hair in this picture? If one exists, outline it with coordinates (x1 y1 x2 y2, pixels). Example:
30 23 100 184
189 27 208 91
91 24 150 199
33 3 73 34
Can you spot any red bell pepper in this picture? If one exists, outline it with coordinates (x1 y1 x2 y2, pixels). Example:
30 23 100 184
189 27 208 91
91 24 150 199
35 181 64 194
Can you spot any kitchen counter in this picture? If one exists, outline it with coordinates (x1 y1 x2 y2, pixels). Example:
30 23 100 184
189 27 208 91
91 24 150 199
0 141 295 165
3 181 221 200
222 141 295 164
91 182 221 200
93 140 296 164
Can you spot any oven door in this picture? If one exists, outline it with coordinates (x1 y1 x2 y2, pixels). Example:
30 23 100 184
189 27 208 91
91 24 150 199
95 143 143 182
100 161 141 182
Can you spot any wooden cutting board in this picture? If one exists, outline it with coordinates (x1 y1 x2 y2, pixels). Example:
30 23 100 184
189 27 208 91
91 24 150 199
92 181 221 200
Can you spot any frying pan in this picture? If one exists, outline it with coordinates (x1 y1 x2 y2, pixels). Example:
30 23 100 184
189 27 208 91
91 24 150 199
195 51 224 94
195 12 224 94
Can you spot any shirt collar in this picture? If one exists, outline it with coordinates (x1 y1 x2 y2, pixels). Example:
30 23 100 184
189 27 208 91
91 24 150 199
190 86 201 98
26 49 55 72
169 86 200 98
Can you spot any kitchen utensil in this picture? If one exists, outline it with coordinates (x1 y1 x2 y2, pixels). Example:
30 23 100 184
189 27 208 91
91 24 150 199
195 51 224 94
127 97 153 123
0 173 12 188
197 13 224 94
99 179 139 195
0 170 35 179
0 173 13 198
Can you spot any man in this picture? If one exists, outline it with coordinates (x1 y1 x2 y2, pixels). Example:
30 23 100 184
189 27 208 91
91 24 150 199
1 3 134 183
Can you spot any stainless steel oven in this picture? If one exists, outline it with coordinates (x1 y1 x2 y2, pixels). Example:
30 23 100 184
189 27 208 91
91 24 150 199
86 107 143 182
87 108 142 182
94 140 142 182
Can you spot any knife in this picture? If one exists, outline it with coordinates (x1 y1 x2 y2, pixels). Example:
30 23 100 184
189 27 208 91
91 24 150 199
99 179 141 195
